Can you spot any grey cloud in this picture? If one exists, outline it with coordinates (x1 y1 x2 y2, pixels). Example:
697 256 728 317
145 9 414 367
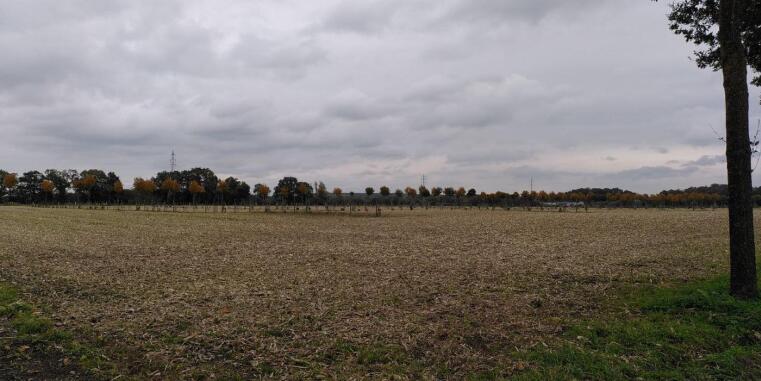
1 0 759 193
493 164 704 194
319 0 406 34
436 0 616 26
614 166 697 181
322 89 398 121
683 155 725 167
230 36 326 75
317 0 615 35
209 100 258 119
0 1 130 32
447 149 534 167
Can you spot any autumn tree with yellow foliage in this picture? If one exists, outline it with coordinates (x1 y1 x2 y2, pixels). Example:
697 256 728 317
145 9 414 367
2 173 17 200
216 180 227 205
133 178 156 204
161 178 180 204
113 180 124 203
256 184 270 202
80 175 97 203
189 180 205 206
40 179 54 203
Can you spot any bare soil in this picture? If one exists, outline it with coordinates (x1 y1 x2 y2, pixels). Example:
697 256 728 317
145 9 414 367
0 206 740 379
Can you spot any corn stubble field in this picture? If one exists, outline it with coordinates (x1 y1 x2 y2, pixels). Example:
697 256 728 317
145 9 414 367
0 206 740 379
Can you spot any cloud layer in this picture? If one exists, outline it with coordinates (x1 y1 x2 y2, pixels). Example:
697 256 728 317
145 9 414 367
1 0 759 193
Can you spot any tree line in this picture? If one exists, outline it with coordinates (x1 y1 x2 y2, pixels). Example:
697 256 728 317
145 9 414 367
0 168 742 208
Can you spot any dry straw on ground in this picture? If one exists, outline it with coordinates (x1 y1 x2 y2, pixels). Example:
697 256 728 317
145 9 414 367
0 207 738 379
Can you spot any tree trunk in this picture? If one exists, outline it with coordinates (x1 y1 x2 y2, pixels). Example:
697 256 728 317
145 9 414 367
720 0 758 299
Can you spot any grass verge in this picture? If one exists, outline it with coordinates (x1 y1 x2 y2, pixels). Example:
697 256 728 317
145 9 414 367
513 276 761 380
0 283 115 380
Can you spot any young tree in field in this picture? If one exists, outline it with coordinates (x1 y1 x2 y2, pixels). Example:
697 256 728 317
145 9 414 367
667 0 761 298
40 180 54 193
404 187 417 209
465 188 477 206
81 175 96 203
189 180 205 206
455 187 466 206
0 170 7 201
520 190 531 206
256 184 270 204
274 176 298 204
316 182 328 205
145 180 157 203
388 188 399 206
216 180 228 205
379 186 390 205
133 178 156 204
112 179 124 204
18 171 45 204
132 178 142 198
75 170 110 203
181 168 218 204
218 176 249 204
365 187 374 205
104 172 120 203
296 182 312 206
333 187 342 207
418 185 430 207
2 173 17 201
512 192 520 202
40 180 54 203
59 170 79 202
234 181 251 204
72 178 84 202
43 169 70 203
279 186 290 205
444 187 455 204
161 178 180 204
430 187 442 207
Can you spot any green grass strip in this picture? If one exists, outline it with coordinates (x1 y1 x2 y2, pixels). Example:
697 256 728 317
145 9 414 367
513 277 761 380
0 283 117 380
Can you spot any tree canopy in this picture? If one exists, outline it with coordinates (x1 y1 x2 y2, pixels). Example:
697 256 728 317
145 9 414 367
668 0 761 96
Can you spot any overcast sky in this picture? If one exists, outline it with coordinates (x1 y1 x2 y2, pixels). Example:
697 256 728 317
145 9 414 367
1 1 760 193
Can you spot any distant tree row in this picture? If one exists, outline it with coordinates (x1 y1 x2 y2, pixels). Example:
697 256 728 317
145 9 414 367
1 169 123 204
0 168 738 208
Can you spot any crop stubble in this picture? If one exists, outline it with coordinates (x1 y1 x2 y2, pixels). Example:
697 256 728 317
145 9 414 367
0 207 742 378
